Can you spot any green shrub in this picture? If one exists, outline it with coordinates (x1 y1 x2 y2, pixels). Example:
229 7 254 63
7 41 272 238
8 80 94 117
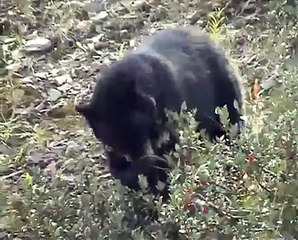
0 1 297 239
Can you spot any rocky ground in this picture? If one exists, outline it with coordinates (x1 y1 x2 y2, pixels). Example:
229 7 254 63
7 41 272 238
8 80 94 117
0 0 273 180
0 0 297 238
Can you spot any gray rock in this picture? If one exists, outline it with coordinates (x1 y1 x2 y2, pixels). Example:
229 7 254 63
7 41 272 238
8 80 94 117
24 38 52 53
55 74 73 86
91 11 109 24
48 89 62 102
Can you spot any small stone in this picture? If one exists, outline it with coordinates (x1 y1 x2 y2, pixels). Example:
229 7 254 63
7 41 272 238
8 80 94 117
129 39 136 48
57 83 72 92
48 89 62 102
25 38 52 52
35 72 48 79
90 62 103 72
54 74 73 86
65 141 82 157
0 232 8 239
76 20 92 32
0 144 14 155
91 11 109 24
51 68 60 77
29 150 58 165
21 76 34 84
83 1 105 13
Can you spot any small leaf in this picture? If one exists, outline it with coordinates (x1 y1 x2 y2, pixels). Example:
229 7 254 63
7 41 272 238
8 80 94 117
24 172 33 187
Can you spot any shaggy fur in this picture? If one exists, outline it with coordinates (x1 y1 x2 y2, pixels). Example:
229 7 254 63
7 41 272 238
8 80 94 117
76 27 245 198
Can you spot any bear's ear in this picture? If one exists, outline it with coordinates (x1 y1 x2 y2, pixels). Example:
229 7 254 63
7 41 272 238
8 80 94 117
75 104 94 119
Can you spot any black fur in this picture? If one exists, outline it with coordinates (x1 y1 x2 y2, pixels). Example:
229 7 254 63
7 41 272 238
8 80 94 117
106 148 171 198
76 27 244 198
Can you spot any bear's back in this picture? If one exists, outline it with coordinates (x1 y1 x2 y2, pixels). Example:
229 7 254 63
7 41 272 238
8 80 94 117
135 28 193 72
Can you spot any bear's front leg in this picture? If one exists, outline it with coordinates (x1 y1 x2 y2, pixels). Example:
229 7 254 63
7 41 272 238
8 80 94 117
137 154 171 199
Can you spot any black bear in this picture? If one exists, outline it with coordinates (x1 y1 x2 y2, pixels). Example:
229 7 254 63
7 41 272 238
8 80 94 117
76 27 245 199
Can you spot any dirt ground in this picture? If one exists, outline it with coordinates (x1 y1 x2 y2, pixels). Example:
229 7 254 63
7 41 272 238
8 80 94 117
0 0 272 178
1 0 297 238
